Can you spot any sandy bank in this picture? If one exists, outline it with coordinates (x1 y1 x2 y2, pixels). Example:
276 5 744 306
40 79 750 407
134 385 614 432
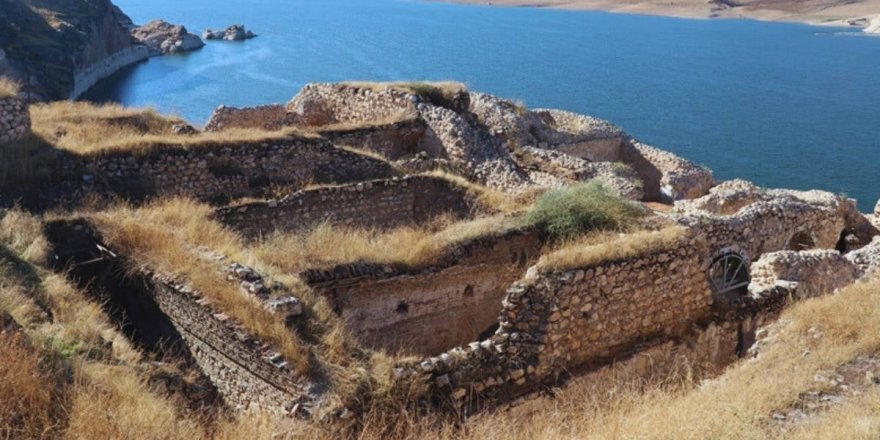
439 0 880 28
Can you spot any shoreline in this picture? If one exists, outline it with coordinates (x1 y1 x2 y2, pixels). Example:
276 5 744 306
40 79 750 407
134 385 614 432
435 0 880 31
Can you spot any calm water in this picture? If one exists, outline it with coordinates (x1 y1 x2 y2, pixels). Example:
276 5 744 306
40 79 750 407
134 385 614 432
87 0 880 211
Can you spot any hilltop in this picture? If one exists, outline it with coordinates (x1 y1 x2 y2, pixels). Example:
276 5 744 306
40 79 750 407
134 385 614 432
0 81 879 439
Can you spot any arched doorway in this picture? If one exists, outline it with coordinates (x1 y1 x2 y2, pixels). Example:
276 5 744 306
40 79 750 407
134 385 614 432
708 253 750 295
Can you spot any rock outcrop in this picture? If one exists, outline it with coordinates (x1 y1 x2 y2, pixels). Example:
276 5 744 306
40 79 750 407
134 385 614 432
0 95 29 145
0 0 150 100
203 25 257 41
131 20 205 55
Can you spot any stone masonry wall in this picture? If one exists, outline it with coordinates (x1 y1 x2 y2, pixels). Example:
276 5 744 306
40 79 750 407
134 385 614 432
148 273 309 414
204 104 292 132
317 117 428 160
215 175 484 238
677 198 845 267
61 137 396 205
748 250 861 300
0 97 30 145
287 83 417 126
404 232 711 407
306 229 542 356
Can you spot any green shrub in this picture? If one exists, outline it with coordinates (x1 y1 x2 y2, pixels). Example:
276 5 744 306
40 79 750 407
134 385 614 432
524 181 645 240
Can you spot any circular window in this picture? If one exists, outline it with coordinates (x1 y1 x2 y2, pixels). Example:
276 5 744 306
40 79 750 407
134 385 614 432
708 253 750 295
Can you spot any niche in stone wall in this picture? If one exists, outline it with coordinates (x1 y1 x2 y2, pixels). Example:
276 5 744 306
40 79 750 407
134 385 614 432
786 230 816 251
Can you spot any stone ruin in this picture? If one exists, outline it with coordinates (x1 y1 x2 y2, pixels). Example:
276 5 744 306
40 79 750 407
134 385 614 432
0 94 29 146
25 82 880 420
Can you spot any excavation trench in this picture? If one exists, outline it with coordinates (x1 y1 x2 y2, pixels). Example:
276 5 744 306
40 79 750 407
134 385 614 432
44 220 308 415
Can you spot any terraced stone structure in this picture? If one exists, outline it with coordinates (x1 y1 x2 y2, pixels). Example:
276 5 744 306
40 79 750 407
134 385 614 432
16 82 880 422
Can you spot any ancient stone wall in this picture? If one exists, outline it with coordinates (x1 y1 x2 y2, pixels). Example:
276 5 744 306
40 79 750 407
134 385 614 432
204 104 291 132
677 198 845 266
64 137 395 204
148 273 308 414
215 176 483 238
0 97 30 145
287 83 417 126
405 232 711 406
305 229 542 356
317 118 428 160
749 250 861 300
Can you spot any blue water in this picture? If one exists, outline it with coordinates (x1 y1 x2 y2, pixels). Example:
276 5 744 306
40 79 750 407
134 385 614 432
87 0 880 211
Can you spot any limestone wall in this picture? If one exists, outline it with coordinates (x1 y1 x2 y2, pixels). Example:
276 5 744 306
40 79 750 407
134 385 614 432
0 97 30 145
204 104 291 132
749 250 861 300
148 273 308 414
306 229 542 356
215 176 483 238
287 83 417 126
404 233 712 406
677 198 845 266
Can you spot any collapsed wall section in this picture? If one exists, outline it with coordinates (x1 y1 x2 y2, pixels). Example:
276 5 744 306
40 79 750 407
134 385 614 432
215 175 484 238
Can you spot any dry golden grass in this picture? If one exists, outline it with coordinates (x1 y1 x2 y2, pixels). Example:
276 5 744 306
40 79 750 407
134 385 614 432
0 333 61 439
64 364 206 440
0 77 20 98
536 226 686 271
28 101 323 156
256 214 520 273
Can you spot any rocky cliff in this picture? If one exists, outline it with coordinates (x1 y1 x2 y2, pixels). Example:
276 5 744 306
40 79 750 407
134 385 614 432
0 0 149 100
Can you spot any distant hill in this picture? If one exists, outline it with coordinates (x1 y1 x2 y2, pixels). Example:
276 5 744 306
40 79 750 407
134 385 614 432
0 0 148 101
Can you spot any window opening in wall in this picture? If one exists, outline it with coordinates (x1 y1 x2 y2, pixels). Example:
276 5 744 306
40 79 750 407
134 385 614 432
708 253 750 295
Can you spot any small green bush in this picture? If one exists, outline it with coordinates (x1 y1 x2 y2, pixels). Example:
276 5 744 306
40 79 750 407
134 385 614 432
524 181 645 240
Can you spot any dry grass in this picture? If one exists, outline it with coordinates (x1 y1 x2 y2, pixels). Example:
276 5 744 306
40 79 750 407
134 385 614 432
0 77 20 98
64 364 206 440
28 101 323 156
0 333 62 439
425 169 534 214
255 214 520 273
85 199 311 372
536 226 686 271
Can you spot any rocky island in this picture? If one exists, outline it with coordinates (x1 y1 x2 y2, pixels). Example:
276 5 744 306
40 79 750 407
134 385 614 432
130 20 205 55
203 24 257 41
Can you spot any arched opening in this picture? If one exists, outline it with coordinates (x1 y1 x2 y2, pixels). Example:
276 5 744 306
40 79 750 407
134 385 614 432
708 252 750 296
787 230 815 251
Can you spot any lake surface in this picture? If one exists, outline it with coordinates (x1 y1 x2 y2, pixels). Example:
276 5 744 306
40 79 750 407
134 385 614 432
87 0 880 211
